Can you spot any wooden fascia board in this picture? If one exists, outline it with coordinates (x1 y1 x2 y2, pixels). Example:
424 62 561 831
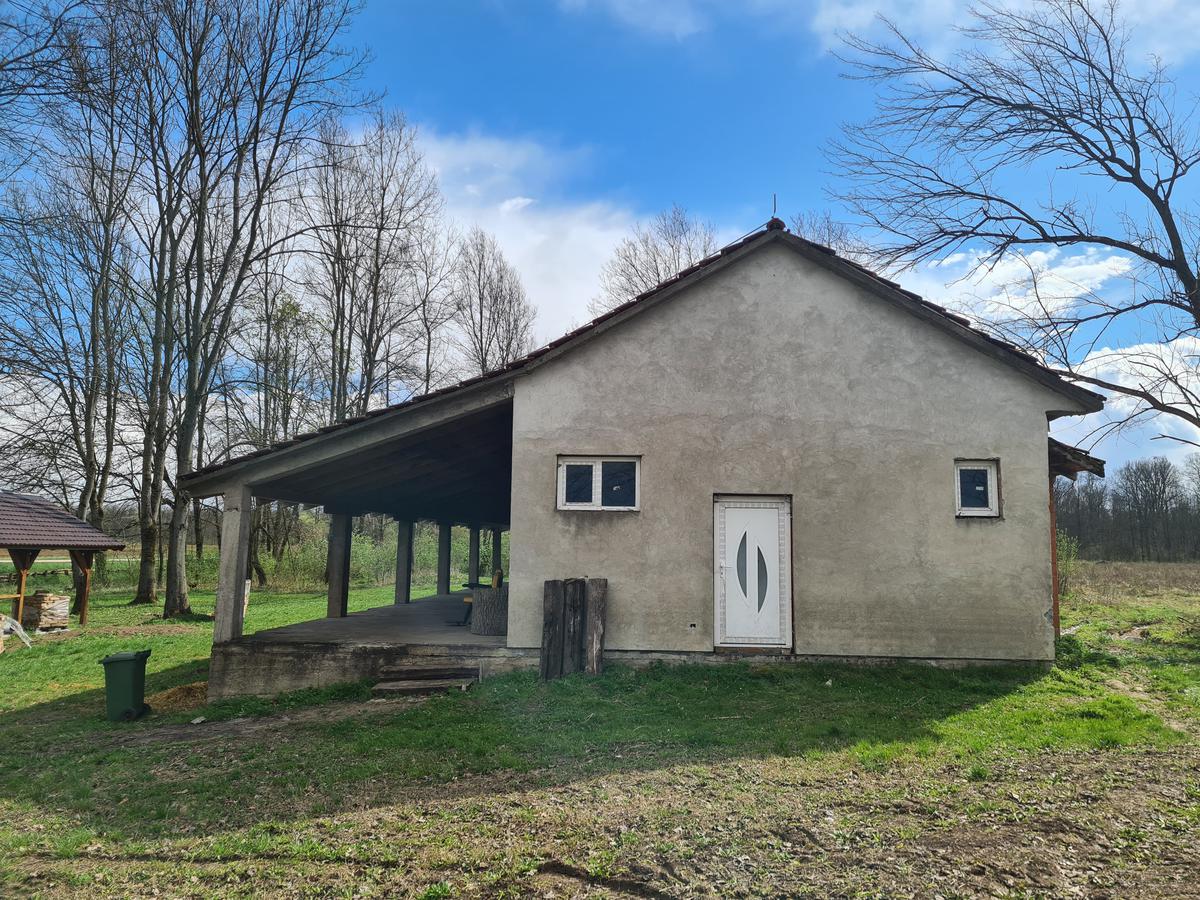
184 378 516 498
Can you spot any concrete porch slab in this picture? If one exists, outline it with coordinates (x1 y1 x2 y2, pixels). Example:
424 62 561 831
208 593 536 701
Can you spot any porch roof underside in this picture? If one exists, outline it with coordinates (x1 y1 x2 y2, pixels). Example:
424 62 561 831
249 400 513 526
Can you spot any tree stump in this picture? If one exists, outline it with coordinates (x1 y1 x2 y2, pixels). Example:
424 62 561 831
469 584 509 636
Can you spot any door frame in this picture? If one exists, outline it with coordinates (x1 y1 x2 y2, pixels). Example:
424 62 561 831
713 494 793 650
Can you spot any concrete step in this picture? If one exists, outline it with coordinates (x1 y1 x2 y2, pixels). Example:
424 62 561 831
372 678 475 697
377 664 479 681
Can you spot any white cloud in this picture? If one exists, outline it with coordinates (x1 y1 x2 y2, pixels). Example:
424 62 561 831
560 0 1200 63
420 129 637 342
892 246 1133 323
1052 337 1200 468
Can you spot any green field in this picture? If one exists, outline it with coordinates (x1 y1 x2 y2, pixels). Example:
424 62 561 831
0 563 1196 897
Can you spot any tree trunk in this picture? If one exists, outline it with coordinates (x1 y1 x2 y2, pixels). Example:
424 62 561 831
469 585 508 636
163 499 191 617
130 520 158 605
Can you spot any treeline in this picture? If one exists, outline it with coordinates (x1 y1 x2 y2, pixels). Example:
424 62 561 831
1055 455 1200 562
0 2 536 615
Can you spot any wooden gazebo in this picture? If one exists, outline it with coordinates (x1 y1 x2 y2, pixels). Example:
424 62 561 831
0 491 125 626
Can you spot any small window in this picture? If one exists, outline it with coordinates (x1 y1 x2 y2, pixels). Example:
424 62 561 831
955 459 1000 517
557 456 640 510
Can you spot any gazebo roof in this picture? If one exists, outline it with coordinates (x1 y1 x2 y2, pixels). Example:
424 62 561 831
0 491 125 551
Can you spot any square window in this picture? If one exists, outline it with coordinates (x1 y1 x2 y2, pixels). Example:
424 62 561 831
601 460 637 507
564 464 594 504
557 456 640 510
955 460 1000 517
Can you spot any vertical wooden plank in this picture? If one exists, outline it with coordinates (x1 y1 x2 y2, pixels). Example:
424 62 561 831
326 512 353 618
540 579 565 681
468 526 481 585
394 519 413 604
437 522 452 595
214 485 252 642
585 578 607 675
563 578 586 675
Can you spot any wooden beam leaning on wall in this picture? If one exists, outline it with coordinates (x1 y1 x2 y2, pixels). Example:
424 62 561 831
540 577 608 680
540 580 565 680
585 578 607 675
563 578 586 675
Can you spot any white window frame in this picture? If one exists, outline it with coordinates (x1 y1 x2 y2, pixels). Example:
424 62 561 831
556 456 640 511
955 459 1000 517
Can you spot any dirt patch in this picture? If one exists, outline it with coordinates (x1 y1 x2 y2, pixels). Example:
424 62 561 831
111 696 428 748
145 681 208 713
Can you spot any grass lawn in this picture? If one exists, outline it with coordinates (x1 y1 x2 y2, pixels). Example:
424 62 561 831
0 564 1197 897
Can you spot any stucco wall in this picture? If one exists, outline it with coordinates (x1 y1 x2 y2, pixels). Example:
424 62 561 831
507 242 1088 661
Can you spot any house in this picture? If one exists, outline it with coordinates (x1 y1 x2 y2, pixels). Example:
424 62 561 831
183 218 1105 700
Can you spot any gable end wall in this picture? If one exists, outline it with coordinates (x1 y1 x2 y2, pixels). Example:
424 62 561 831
507 242 1083 661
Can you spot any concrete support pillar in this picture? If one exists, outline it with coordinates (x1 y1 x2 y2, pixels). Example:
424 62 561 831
437 521 452 595
492 527 504 577
394 519 413 604
327 512 353 618
213 484 252 643
468 526 481 585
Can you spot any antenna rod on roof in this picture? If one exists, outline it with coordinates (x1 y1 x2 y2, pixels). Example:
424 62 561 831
772 193 777 216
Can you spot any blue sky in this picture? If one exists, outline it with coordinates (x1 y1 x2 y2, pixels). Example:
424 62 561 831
345 1 1200 468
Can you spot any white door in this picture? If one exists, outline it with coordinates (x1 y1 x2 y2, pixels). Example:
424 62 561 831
714 496 792 648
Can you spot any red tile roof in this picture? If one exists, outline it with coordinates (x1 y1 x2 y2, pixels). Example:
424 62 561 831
0 492 126 551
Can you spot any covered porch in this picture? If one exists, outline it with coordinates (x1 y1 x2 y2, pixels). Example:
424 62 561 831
181 377 525 700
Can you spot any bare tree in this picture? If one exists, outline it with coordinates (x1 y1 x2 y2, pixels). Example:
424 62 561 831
452 227 535 375
790 210 872 261
303 109 441 422
0 1 80 192
0 4 137 603
589 203 717 316
407 221 459 393
112 0 364 617
832 0 1200 441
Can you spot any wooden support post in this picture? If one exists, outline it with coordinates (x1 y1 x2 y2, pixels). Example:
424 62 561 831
540 580 565 681
492 528 503 576
68 549 96 627
213 485 252 643
437 522 452 595
563 578 586 675
7 549 38 625
468 526 480 585
394 519 413 604
327 512 353 619
585 578 608 675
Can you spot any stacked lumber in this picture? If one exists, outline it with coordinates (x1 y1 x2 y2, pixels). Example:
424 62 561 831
22 590 70 630
540 577 607 680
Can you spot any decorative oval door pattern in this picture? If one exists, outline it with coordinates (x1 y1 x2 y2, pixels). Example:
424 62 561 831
715 496 791 647
734 531 770 612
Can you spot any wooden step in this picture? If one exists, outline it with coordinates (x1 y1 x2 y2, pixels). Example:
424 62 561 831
376 664 479 681
372 678 475 697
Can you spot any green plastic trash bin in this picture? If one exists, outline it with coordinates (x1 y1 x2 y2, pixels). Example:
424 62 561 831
99 649 152 721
